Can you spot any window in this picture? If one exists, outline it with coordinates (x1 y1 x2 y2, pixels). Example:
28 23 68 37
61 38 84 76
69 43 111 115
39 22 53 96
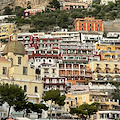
3 67 7 75
75 97 77 103
97 28 100 31
36 51 39 54
39 44 43 48
53 69 55 73
90 24 91 27
47 44 50 48
82 57 87 60
18 57 21 64
69 56 74 60
24 85 27 92
76 56 81 60
23 67 27 75
35 86 38 93
40 40 43 43
54 39 58 42
36 69 40 74
43 59 45 63
112 55 115 59
63 56 67 60
49 59 51 62
47 40 50 43
28 51 32 55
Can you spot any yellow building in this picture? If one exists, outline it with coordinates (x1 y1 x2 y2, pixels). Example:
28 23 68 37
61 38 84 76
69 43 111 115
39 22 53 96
87 61 120 81
96 43 120 61
65 91 119 119
0 33 43 103
0 23 16 40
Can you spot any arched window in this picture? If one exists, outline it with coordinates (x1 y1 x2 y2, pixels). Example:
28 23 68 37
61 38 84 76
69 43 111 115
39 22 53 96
24 85 27 92
35 86 38 93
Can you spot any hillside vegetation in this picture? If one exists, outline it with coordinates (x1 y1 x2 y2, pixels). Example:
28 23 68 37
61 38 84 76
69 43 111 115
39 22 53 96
4 0 120 32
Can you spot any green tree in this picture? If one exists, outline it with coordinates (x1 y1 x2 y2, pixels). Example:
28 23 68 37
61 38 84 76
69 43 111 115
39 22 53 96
14 6 25 17
70 103 98 120
111 82 120 104
42 89 66 106
3 6 13 15
49 0 60 9
0 83 28 117
31 103 48 113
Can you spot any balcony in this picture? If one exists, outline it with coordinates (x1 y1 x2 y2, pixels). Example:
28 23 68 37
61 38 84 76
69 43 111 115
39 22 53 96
80 67 85 70
66 66 72 69
114 67 119 70
96 66 101 70
67 74 72 76
59 67 64 69
80 74 84 76
44 82 65 85
85 74 92 77
105 66 110 70
59 74 65 76
53 53 58 55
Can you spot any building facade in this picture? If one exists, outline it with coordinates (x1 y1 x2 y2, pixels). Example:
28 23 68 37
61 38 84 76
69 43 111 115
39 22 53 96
23 8 45 17
96 42 120 61
74 17 103 32
65 91 120 119
0 33 43 103
0 23 16 40
62 2 88 10
87 61 120 81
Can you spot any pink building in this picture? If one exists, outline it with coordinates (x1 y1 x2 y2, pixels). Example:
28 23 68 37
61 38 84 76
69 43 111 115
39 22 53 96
24 8 45 17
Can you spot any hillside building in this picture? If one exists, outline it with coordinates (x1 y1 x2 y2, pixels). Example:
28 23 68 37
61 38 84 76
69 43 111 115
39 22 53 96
74 17 103 33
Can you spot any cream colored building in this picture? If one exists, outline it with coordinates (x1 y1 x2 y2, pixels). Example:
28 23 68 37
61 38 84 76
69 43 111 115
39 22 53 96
87 61 120 81
0 33 43 104
96 43 120 62
0 23 16 40
65 91 119 119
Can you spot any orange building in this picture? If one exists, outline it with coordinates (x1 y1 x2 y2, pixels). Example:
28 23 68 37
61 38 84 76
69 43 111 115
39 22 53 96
74 17 103 32
59 64 92 85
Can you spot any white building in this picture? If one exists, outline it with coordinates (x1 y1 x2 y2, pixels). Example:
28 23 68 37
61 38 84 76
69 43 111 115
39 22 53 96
80 32 103 43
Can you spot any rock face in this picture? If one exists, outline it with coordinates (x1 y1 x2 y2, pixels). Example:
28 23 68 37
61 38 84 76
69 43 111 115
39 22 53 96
0 0 81 14
0 0 14 14
0 0 51 14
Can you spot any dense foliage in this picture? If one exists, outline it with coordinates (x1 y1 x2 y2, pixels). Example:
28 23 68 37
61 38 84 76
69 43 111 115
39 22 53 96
70 103 99 119
42 89 66 106
3 1 120 32
0 83 28 117
111 82 120 104
0 83 48 118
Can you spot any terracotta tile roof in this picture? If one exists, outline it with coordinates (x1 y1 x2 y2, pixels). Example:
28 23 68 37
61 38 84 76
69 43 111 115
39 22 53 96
0 57 10 62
